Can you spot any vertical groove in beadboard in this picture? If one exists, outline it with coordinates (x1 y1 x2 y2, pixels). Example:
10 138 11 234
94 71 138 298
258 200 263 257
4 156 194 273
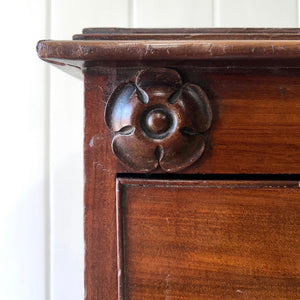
44 0 51 299
128 0 134 27
213 0 220 27
212 0 215 27
298 0 300 26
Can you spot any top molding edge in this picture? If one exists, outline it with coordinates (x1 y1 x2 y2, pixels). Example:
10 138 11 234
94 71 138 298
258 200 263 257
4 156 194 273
80 27 300 35
37 28 300 76
75 27 300 40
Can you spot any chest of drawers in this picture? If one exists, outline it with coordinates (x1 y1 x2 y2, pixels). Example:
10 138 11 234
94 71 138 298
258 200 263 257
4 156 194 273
38 28 300 299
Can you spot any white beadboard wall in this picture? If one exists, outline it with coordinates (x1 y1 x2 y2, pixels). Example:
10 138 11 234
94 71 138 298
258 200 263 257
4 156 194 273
0 0 50 299
1 1 299 300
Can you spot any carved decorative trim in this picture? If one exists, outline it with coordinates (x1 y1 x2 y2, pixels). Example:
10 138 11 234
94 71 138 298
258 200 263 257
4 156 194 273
105 68 212 172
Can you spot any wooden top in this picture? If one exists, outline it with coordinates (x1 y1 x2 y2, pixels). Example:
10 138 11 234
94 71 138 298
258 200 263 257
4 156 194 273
80 28 300 35
37 28 300 77
74 27 300 40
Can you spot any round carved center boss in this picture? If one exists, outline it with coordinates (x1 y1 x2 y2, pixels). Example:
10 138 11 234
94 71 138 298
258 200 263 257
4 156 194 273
142 107 174 139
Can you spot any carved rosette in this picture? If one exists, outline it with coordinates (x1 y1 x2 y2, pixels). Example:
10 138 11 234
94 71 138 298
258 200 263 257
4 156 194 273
105 68 212 172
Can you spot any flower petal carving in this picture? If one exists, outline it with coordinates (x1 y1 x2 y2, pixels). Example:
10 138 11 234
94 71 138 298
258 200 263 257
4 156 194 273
112 130 158 172
171 83 212 133
105 68 213 172
159 130 206 173
105 83 137 132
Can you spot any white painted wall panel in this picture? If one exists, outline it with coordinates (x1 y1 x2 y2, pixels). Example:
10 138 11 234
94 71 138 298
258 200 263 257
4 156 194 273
133 0 213 27
0 0 50 299
50 1 129 299
214 0 298 27
49 73 84 300
51 0 129 39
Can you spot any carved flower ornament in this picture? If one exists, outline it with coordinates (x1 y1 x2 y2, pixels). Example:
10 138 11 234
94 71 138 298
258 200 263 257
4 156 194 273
105 68 212 172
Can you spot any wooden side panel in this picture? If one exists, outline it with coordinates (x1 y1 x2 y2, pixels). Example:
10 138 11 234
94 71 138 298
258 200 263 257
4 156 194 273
117 179 300 299
84 71 119 300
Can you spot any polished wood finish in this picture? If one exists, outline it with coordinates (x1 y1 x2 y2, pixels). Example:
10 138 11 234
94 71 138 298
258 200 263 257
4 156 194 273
84 74 118 300
86 68 300 174
37 28 300 74
37 29 300 300
37 29 300 174
117 179 300 299
75 28 300 40
105 68 212 172
37 40 300 64
81 27 300 34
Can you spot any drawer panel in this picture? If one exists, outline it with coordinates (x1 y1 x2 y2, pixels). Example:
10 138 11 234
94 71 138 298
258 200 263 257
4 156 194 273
117 179 300 299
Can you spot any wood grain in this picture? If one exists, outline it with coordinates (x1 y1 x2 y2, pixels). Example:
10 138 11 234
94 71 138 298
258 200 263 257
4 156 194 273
37 40 300 64
37 28 300 71
87 68 300 174
117 179 300 299
81 28 300 34
188 71 300 174
84 71 118 300
75 28 300 41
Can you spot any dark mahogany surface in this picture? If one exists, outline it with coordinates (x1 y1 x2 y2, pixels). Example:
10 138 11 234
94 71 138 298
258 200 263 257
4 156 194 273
85 68 300 174
105 67 212 172
37 28 300 72
117 179 300 299
74 28 300 41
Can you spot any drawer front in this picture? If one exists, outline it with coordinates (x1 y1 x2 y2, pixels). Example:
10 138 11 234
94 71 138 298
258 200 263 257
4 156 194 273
117 179 300 299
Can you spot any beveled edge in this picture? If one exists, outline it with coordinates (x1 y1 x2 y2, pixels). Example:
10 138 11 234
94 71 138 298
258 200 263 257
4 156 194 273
74 27 300 41
81 27 300 35
37 29 300 79
117 178 300 188
37 39 300 63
